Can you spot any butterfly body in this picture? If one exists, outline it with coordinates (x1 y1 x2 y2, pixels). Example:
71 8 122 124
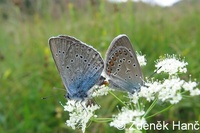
49 35 104 100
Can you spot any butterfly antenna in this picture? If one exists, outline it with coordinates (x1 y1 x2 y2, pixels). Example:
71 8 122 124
78 100 88 114
42 87 66 100
41 94 60 100
148 66 162 79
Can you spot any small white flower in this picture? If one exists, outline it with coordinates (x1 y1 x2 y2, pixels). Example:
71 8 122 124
139 86 155 102
134 117 147 130
63 100 100 133
129 93 139 104
158 77 184 104
155 54 188 75
138 81 162 102
182 80 197 91
169 93 182 104
130 80 162 102
136 52 147 66
110 107 145 130
91 85 111 97
189 88 200 96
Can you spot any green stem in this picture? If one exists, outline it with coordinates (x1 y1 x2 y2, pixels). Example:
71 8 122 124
145 104 173 119
108 91 126 106
143 98 158 118
91 117 112 123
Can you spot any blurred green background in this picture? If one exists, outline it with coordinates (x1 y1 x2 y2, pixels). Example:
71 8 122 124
0 0 200 133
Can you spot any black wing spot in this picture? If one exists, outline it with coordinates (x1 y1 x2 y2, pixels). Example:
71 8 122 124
81 45 85 49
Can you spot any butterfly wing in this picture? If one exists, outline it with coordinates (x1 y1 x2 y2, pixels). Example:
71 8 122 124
105 34 143 93
49 35 104 100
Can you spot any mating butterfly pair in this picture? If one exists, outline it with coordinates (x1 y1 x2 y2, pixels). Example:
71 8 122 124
49 34 144 101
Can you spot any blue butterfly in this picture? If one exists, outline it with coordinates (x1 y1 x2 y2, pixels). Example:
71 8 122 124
105 34 144 93
49 35 104 101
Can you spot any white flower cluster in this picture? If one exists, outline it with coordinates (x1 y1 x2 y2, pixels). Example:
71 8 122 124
110 107 146 130
155 54 188 75
63 100 100 133
91 84 112 97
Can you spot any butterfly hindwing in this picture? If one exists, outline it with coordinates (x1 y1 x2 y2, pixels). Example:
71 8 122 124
105 34 143 93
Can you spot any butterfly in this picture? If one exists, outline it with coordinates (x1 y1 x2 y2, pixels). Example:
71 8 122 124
49 35 104 101
105 34 144 93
